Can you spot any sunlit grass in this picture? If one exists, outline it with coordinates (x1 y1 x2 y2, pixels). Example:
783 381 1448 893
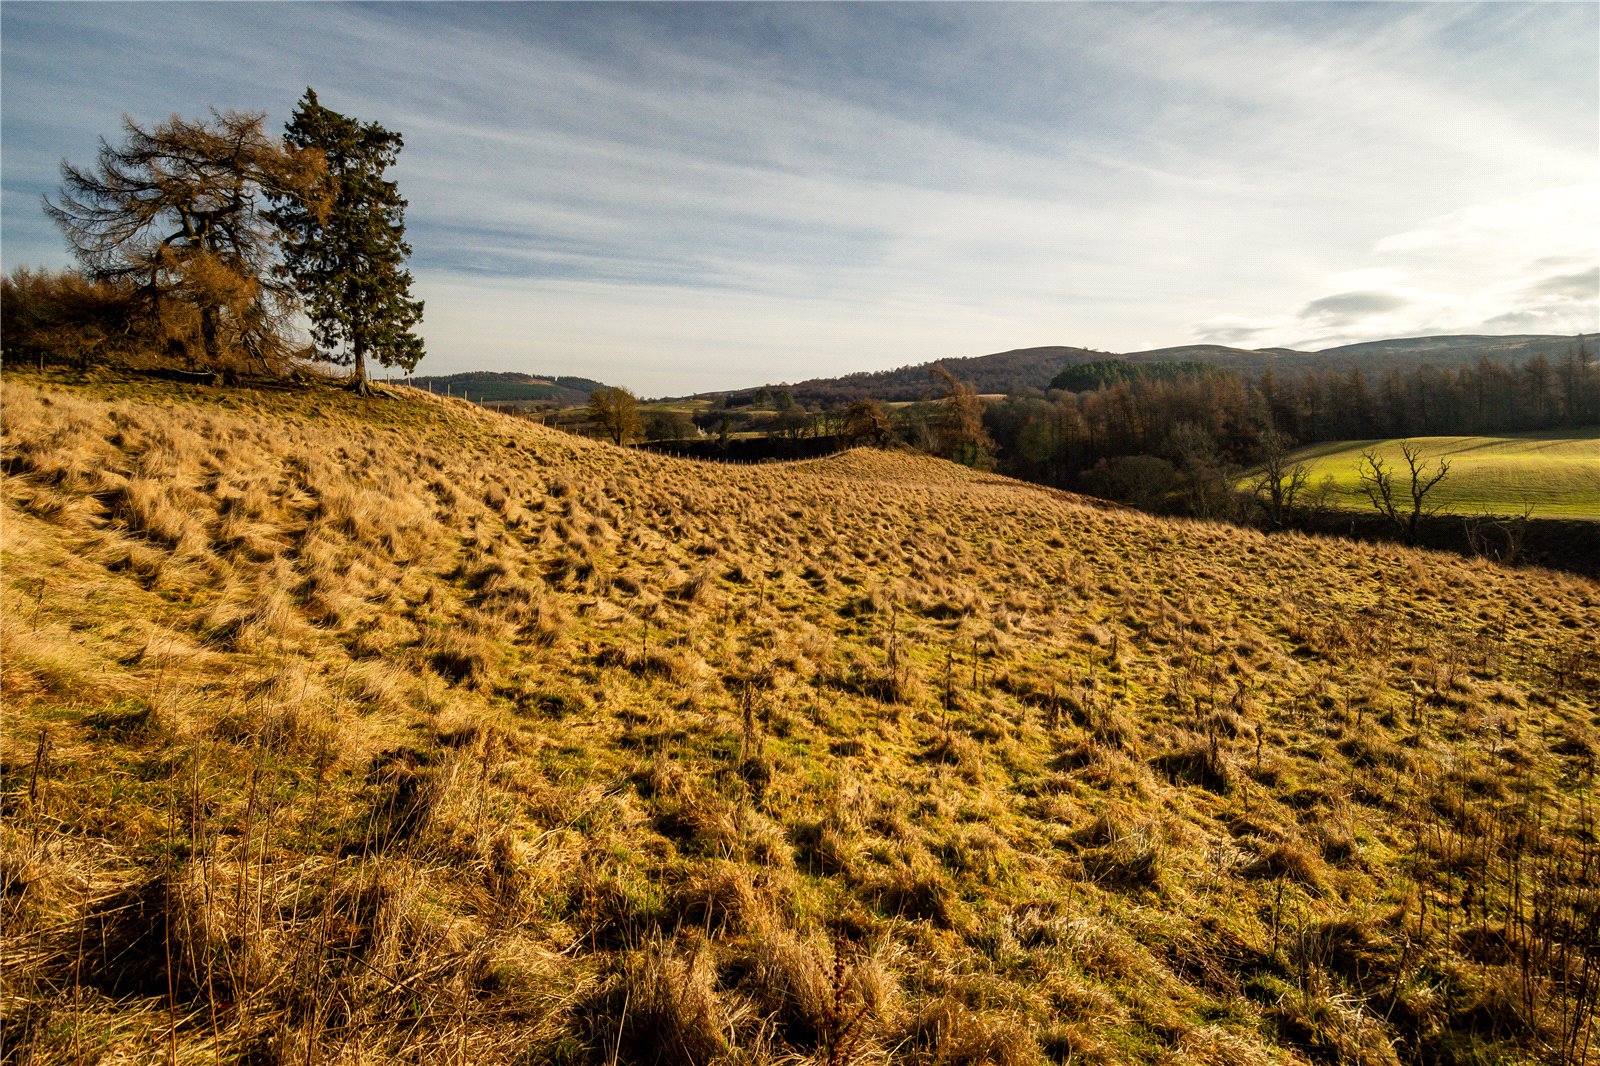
1285 428 1600 519
3 368 1597 1065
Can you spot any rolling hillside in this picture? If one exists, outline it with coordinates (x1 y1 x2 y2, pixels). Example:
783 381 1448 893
3 370 1597 1065
1284 430 1600 520
764 346 1108 405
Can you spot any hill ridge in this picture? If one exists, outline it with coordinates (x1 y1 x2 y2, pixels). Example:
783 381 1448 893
694 333 1591 404
409 369 608 405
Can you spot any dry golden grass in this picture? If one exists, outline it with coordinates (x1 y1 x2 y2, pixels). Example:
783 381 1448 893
3 369 1598 1064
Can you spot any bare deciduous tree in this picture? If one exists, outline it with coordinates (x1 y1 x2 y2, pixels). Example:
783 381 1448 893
1463 499 1535 566
1249 428 1311 529
1357 440 1451 544
930 363 993 468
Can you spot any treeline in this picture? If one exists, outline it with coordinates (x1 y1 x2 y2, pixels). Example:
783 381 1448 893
566 369 994 472
636 348 1597 538
1047 358 1210 393
723 336 1586 409
2 91 423 393
982 349 1600 508
587 348 1597 498
1255 354 1600 442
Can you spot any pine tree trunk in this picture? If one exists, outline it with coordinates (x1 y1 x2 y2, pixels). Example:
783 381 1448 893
351 337 370 396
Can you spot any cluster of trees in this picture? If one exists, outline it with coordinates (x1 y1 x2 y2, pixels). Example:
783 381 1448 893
1047 357 1209 393
583 366 996 467
980 347 1598 518
1255 354 1600 441
4 91 423 392
984 371 1262 514
615 346 1593 546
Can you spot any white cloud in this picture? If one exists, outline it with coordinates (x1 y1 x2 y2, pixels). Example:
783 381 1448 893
4 3 1596 386
1374 185 1598 262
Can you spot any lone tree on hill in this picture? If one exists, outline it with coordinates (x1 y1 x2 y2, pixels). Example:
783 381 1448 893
271 89 424 395
589 387 641 444
844 399 893 446
930 363 994 468
45 110 325 372
1357 440 1451 545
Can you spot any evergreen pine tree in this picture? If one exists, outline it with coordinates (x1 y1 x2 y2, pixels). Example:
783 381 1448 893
272 89 423 394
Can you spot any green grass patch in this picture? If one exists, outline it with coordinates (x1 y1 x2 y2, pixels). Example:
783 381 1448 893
1280 428 1600 519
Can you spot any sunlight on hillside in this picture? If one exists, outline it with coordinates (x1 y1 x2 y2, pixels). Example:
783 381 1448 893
3 374 1597 1065
1287 430 1600 519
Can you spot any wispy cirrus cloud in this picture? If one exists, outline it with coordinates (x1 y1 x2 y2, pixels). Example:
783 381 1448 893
3 3 1595 391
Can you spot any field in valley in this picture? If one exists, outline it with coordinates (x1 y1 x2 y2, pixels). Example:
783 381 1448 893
1284 430 1600 520
3 370 1598 1065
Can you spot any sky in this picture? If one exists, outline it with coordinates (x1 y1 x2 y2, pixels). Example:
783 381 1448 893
3 2 1596 395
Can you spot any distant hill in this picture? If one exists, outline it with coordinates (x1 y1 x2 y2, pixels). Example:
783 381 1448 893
1049 358 1213 393
1122 334 1589 375
739 345 1109 405
1118 344 1294 365
408 371 606 406
715 334 1591 406
1307 334 1589 371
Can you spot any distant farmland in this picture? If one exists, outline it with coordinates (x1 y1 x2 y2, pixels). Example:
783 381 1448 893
1286 428 1600 519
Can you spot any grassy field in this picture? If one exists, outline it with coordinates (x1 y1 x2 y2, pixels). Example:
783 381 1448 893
3 370 1598 1065
1285 429 1600 519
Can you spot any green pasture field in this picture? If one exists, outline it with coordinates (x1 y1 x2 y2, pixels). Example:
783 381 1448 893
1283 428 1600 519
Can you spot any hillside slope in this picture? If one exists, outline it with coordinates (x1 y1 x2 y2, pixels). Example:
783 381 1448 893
1285 430 1600 521
717 334 1590 404
3 372 1597 1065
740 346 1107 404
409 370 607 406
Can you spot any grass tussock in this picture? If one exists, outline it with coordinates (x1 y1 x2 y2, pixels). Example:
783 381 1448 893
2 371 1598 1065
591 940 734 1066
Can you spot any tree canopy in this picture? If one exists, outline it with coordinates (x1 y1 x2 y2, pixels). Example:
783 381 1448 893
44 110 326 372
589 387 642 444
1049 358 1211 393
271 89 424 393
843 399 893 446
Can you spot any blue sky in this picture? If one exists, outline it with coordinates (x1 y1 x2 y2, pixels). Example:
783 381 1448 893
3 2 1596 394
